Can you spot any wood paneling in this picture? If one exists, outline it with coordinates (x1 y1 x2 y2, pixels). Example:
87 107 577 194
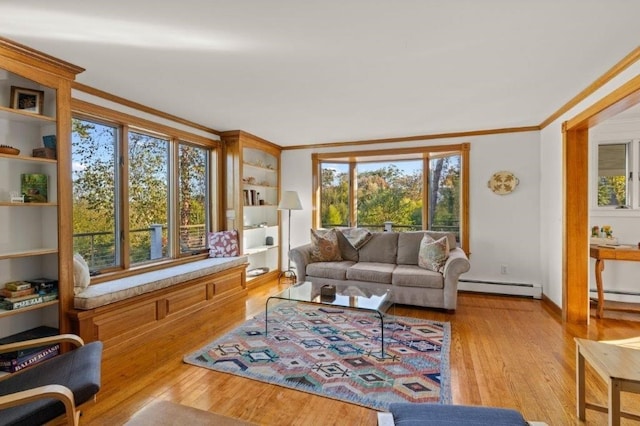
75 281 640 425
68 266 247 349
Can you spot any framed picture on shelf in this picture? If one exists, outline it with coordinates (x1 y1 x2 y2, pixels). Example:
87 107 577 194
10 86 44 114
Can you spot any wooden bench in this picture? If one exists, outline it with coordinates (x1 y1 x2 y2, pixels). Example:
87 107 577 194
68 257 248 350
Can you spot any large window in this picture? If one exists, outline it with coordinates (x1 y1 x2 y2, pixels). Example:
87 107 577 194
71 105 217 275
314 144 469 253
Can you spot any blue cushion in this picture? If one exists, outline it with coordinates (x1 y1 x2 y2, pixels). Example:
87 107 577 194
0 341 103 426
389 403 528 426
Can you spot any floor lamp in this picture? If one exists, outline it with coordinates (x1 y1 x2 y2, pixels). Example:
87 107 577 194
278 190 302 282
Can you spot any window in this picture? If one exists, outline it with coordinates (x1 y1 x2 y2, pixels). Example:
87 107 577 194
594 140 640 209
72 105 217 276
71 118 119 270
313 144 469 253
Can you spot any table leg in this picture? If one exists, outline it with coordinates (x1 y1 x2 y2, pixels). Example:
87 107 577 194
609 379 621 426
576 345 586 421
594 259 605 318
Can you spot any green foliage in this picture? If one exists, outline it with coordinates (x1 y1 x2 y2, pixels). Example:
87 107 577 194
598 176 626 206
320 157 460 233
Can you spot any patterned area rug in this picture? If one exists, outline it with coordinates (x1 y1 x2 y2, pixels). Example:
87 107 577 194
184 303 450 411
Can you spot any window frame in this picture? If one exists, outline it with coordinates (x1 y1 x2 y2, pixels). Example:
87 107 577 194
71 99 220 282
312 143 470 254
591 139 638 210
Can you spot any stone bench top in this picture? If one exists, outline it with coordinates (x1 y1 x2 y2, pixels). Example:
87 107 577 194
74 256 248 310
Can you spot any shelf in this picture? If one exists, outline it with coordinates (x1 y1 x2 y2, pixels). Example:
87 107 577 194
0 248 58 260
0 202 57 207
243 183 277 190
244 244 279 255
243 162 276 172
243 204 276 208
0 153 57 164
244 225 277 230
0 105 56 123
0 300 58 319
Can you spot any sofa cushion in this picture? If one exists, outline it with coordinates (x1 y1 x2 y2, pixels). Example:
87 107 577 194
392 265 444 289
306 261 355 280
418 235 450 273
388 403 528 426
346 262 395 284
358 232 398 263
336 231 359 262
310 229 342 262
397 231 457 265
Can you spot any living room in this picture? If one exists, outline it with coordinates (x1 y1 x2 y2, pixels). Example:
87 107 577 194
2 2 640 425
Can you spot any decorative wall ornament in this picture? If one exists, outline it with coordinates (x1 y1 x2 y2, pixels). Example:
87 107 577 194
488 170 519 195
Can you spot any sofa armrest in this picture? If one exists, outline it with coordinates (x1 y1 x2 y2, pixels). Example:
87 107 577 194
290 243 313 280
441 248 471 310
443 248 470 280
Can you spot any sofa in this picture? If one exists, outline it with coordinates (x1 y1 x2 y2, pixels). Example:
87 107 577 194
289 230 470 311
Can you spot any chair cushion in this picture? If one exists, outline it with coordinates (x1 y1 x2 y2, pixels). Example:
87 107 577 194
0 341 103 426
388 403 528 426
306 261 355 280
346 262 395 284
392 265 444 289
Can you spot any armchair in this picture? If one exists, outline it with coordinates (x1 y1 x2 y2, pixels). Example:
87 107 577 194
0 334 102 426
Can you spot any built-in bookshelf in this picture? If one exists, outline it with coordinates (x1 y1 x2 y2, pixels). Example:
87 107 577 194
0 38 83 338
222 131 281 288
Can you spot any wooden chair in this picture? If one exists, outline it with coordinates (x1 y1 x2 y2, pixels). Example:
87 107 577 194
0 334 102 425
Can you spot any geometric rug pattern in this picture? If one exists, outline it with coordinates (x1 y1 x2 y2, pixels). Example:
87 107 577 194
184 302 450 410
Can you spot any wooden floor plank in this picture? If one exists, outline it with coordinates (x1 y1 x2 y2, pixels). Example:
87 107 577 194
76 281 640 425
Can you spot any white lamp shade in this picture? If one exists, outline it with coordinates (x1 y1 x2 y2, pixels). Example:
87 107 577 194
278 191 302 210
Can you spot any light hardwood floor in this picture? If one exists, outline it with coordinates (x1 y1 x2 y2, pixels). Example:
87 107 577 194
77 281 640 425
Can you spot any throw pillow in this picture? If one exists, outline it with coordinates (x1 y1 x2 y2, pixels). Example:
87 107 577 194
418 234 450 272
338 227 373 250
208 230 240 258
73 253 91 295
310 228 343 262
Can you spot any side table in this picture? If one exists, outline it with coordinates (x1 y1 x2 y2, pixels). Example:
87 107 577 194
575 337 640 425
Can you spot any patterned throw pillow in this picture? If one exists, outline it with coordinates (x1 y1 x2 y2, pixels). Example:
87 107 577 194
338 227 373 250
418 234 450 272
208 230 240 258
310 228 343 262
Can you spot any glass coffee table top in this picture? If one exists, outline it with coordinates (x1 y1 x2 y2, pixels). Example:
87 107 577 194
271 281 392 311
265 281 393 355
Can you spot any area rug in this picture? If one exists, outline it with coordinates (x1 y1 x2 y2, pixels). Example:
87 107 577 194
184 303 450 411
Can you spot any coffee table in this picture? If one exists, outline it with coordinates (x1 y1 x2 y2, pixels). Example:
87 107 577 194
575 337 640 425
265 281 393 355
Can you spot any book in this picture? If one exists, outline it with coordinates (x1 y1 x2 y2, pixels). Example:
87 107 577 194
2 293 41 303
0 287 35 298
20 173 48 203
0 344 60 373
2 296 44 310
25 278 58 294
4 281 32 291
0 326 59 359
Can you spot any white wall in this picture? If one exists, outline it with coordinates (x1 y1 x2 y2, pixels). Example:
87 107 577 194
540 62 640 308
280 131 542 289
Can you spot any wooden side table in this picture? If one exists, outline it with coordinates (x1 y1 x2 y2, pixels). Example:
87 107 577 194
575 337 640 425
589 244 640 318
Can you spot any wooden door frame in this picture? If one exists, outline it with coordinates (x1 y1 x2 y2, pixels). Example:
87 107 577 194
563 74 640 323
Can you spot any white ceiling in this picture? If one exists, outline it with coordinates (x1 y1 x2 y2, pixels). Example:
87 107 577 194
1 1 639 147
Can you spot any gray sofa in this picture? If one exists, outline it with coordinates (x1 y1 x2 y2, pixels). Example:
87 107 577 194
289 231 470 311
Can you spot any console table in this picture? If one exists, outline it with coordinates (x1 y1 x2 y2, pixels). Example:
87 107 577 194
589 244 640 318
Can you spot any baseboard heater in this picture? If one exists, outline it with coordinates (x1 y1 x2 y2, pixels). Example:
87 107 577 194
458 279 542 299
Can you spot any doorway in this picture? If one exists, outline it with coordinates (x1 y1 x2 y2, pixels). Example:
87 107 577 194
564 75 640 323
